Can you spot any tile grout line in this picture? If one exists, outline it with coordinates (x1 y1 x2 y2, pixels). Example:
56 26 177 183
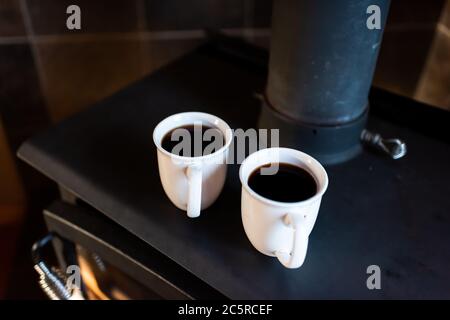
243 0 256 41
18 0 52 122
0 29 271 46
136 0 148 77
136 0 148 32
385 23 442 32
0 36 28 45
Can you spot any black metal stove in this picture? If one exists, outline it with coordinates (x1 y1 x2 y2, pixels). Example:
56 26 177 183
19 39 450 299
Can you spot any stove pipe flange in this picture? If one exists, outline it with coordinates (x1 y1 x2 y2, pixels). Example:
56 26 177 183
259 97 369 165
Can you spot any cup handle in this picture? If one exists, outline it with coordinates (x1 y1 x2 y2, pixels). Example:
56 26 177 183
275 213 309 269
186 164 202 218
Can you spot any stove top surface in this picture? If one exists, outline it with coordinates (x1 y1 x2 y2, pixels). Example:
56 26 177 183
18 41 450 299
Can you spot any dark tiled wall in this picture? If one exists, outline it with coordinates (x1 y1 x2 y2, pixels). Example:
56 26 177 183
145 0 246 30
373 0 447 99
0 44 50 152
414 0 450 109
444 1 450 27
0 0 25 36
0 0 271 298
9 0 272 123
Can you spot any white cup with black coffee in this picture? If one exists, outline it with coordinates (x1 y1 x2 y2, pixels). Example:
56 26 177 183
153 112 232 218
239 147 328 268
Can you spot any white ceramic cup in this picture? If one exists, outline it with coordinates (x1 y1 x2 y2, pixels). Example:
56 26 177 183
153 112 232 218
239 147 328 268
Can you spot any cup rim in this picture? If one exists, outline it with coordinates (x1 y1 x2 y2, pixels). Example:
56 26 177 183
153 111 233 161
239 147 329 207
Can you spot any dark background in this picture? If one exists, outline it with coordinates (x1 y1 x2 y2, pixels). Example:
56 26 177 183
0 0 449 299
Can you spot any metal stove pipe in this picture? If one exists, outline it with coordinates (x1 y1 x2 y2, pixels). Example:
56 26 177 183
259 0 391 164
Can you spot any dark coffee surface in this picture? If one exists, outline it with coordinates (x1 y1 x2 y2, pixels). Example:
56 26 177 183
161 125 224 157
248 163 317 202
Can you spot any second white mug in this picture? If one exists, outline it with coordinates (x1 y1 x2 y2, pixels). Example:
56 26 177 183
239 147 328 268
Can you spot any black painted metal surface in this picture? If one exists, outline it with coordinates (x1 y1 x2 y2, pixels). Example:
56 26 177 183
18 44 450 299
267 0 390 125
44 201 225 299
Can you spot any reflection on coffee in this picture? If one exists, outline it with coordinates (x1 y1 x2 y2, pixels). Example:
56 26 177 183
248 163 317 202
161 125 224 157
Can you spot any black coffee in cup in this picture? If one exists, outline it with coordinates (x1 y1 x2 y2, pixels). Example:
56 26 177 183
248 163 317 202
161 124 224 157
